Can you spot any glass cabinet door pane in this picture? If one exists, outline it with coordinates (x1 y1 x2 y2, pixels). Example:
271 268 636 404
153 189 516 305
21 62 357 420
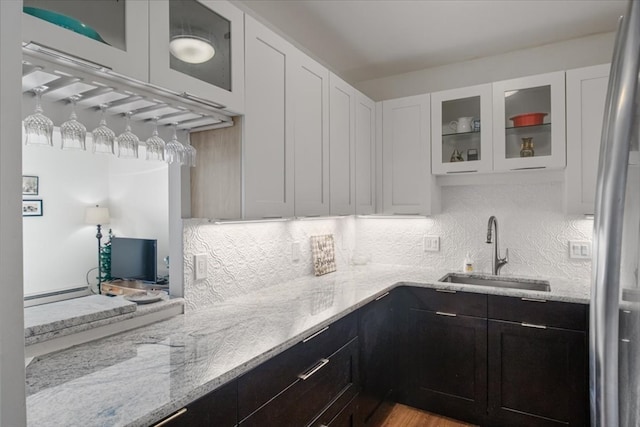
24 0 126 50
503 85 552 159
169 0 231 91
442 96 481 163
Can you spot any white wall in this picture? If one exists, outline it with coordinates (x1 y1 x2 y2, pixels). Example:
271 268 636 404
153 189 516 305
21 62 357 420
183 182 592 311
0 0 27 424
22 139 110 295
356 32 616 101
183 218 356 311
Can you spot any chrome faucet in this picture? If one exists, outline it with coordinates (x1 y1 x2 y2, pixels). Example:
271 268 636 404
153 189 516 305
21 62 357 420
486 216 509 275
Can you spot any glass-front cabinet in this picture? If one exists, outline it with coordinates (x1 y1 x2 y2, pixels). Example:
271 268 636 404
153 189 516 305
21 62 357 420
22 0 149 81
149 0 245 114
431 84 493 174
492 71 566 171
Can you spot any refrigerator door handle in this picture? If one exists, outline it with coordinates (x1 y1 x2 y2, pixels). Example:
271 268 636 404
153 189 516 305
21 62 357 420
590 2 640 426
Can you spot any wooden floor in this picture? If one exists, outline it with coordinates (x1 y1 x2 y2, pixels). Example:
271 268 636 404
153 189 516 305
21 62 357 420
371 403 478 427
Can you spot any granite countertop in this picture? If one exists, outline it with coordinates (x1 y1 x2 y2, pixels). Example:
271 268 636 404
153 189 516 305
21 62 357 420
24 294 185 346
25 265 590 427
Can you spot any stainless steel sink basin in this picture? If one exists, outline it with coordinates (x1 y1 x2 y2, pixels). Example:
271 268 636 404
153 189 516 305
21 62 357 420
438 273 551 292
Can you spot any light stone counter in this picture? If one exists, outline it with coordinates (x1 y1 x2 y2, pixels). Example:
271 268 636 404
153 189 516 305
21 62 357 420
25 265 590 427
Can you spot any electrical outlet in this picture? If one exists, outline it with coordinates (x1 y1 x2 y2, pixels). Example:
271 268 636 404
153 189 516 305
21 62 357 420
291 241 301 262
194 253 208 280
423 235 440 252
569 241 591 259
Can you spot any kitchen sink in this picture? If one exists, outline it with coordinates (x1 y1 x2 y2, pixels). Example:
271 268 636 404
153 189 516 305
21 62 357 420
438 272 551 292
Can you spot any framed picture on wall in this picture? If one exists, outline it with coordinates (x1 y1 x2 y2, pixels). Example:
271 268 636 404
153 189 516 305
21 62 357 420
22 175 39 196
23 199 43 217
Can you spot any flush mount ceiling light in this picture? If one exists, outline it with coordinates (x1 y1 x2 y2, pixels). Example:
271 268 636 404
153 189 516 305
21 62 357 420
169 35 215 64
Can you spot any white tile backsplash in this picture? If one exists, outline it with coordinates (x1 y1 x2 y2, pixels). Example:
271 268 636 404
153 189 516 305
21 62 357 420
183 182 593 311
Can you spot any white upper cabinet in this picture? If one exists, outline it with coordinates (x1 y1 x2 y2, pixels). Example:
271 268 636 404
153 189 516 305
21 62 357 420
382 94 438 215
244 15 294 219
293 52 330 217
149 0 245 114
329 73 357 216
22 0 149 81
492 71 566 172
355 92 376 215
565 64 610 215
431 84 493 175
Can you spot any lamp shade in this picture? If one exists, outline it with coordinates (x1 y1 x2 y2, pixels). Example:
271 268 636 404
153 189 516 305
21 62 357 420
85 206 110 225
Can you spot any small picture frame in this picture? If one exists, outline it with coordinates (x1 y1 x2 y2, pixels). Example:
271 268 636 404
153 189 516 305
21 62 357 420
22 175 39 196
22 199 43 217
467 148 479 161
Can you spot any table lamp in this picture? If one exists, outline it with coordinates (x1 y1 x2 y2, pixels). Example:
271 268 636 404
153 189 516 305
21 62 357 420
85 205 110 293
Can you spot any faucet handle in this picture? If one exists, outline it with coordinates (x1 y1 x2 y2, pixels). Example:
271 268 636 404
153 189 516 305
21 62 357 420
504 248 509 262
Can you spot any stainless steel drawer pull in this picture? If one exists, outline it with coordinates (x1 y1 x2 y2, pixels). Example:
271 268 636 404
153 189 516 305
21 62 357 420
621 338 631 343
375 292 390 301
436 289 457 294
436 311 457 317
521 322 547 329
302 326 329 343
154 408 187 426
298 358 329 380
521 297 547 303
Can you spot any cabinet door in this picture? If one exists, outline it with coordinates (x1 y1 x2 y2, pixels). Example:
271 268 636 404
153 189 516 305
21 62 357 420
22 0 149 81
293 53 330 217
401 309 487 425
330 73 356 215
488 320 588 426
492 71 566 172
243 15 294 219
565 64 610 215
358 293 394 425
149 0 245 113
154 380 237 426
431 83 493 174
355 92 376 215
382 95 438 215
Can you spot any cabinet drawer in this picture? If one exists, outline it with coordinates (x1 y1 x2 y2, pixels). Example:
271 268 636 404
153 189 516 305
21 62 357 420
399 287 487 317
238 312 357 419
309 387 358 427
240 338 359 427
488 295 588 331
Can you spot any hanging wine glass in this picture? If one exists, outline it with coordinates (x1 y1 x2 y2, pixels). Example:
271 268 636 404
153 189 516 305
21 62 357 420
60 95 86 150
24 86 54 147
91 104 116 155
116 112 139 159
165 123 186 165
185 142 197 167
145 117 166 161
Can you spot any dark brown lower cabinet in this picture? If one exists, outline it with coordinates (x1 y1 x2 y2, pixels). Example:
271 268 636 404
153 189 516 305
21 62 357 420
487 320 588 427
402 308 488 425
153 380 237 427
239 338 359 427
358 292 395 425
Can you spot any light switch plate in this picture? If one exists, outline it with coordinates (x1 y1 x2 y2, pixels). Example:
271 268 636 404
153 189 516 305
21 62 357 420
194 253 208 280
569 241 591 259
423 235 440 252
291 241 301 262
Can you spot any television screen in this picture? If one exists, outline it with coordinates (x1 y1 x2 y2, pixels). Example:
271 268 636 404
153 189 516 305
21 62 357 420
110 237 157 283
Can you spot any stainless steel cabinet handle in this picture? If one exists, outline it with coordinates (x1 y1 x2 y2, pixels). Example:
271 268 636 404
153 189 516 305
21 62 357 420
446 170 478 174
302 326 329 343
298 358 329 380
436 289 457 294
375 292 390 301
153 408 187 427
521 322 547 329
521 297 547 303
509 166 546 171
436 311 457 317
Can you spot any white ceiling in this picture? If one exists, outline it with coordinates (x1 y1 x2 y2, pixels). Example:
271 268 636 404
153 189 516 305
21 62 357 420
237 0 627 83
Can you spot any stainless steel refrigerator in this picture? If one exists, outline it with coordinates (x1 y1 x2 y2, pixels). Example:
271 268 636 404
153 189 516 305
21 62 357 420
591 1 640 426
